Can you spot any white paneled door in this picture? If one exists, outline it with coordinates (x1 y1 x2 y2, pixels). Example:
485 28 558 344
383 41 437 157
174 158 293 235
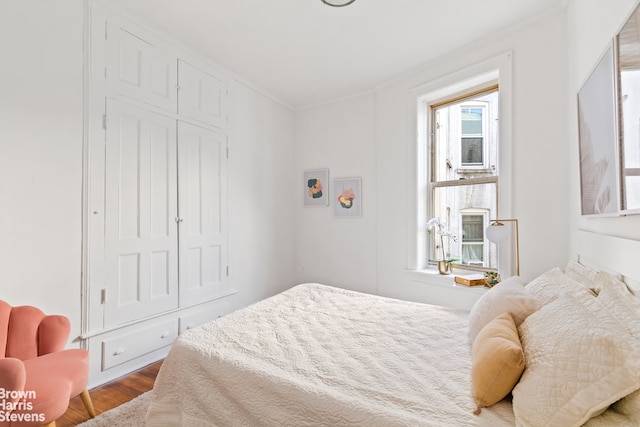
86 4 234 384
178 122 228 307
178 60 228 129
104 99 179 326
105 20 177 112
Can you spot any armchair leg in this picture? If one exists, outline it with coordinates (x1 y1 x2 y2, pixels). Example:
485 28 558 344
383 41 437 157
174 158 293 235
80 389 96 418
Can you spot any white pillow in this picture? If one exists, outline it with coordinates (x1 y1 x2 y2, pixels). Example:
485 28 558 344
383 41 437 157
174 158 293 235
612 389 640 420
564 260 599 292
596 272 640 341
468 276 538 344
596 270 634 295
513 294 640 427
590 272 640 425
525 267 596 307
583 406 640 427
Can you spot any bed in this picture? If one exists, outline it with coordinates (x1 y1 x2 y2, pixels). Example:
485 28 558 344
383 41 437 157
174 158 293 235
146 234 640 426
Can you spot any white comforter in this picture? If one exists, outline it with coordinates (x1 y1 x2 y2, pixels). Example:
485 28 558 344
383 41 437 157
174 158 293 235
146 283 515 426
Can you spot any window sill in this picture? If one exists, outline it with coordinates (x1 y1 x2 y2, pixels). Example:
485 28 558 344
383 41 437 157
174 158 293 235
406 269 489 294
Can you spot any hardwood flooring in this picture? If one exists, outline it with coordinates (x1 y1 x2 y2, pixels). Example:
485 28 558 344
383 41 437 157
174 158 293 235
57 360 162 427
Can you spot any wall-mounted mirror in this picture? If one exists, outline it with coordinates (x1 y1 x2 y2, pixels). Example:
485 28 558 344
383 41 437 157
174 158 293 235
616 4 640 213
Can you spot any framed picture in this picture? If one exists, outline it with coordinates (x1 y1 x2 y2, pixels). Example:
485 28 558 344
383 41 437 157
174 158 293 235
304 169 329 206
616 3 640 214
577 42 620 217
333 177 361 217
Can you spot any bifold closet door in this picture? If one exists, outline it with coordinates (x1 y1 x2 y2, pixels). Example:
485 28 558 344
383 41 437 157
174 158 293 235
177 121 228 307
104 99 179 326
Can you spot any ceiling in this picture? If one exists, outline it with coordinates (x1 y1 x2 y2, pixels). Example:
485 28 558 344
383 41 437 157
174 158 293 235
106 0 566 109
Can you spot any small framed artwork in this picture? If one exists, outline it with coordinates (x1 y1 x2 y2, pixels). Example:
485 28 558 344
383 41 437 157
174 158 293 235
304 169 329 206
577 42 620 216
333 177 361 217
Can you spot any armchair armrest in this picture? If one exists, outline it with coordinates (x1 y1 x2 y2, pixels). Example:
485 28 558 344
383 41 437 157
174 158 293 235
38 315 70 355
0 357 26 401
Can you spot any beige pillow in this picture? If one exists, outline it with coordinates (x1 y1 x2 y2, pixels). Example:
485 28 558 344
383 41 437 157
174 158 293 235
471 312 524 412
513 294 640 427
468 276 538 344
525 267 596 306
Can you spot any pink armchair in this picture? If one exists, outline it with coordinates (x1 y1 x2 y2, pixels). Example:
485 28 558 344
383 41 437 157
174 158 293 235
0 300 95 427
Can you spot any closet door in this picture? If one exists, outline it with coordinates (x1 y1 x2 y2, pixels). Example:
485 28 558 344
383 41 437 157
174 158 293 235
178 60 228 129
104 99 179 326
178 122 228 307
105 19 177 112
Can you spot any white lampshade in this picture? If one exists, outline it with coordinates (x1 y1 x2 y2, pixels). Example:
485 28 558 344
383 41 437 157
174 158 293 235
486 222 509 243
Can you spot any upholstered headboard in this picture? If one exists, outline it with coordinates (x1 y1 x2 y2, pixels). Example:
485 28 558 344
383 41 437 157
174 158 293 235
574 230 640 294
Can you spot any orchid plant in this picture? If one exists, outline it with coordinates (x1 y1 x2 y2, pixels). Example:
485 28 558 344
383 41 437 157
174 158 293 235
427 217 458 262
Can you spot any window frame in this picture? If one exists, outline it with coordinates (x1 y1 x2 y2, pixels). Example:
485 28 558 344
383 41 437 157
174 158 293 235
406 51 513 276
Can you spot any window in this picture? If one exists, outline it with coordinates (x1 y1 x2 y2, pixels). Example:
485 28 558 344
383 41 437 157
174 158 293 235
429 86 499 269
408 51 512 276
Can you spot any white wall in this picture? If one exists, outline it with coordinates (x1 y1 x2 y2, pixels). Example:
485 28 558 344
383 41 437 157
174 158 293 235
293 94 378 295
231 83 296 308
567 0 640 251
0 1 296 342
0 1 85 328
294 9 570 305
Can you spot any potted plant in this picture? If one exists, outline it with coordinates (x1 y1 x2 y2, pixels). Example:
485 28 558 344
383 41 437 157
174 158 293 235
427 217 457 274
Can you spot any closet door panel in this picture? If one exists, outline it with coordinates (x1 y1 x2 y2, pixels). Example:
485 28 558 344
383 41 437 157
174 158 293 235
178 121 228 306
104 100 179 326
106 21 177 112
178 60 228 129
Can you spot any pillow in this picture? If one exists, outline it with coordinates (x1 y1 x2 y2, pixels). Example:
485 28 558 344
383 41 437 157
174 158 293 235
611 389 640 419
468 276 538 344
583 406 640 427
596 273 640 341
596 270 634 295
512 294 640 427
525 267 596 306
564 260 599 292
596 272 640 423
471 312 524 413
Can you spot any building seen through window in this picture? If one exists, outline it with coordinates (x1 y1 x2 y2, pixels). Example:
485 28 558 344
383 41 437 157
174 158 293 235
429 87 499 269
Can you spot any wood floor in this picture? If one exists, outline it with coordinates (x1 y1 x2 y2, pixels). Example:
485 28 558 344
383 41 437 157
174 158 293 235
57 360 162 427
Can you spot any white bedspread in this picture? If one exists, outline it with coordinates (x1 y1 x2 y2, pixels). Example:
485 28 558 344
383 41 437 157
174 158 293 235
146 283 515 426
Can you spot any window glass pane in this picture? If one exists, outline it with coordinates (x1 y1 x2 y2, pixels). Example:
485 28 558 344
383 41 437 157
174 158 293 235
461 137 483 164
462 244 484 264
625 175 640 210
432 90 498 181
461 108 483 135
431 183 497 268
617 6 640 210
462 215 484 242
462 215 484 265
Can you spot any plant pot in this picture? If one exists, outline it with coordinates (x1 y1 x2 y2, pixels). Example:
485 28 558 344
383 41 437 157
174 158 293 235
437 261 451 275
